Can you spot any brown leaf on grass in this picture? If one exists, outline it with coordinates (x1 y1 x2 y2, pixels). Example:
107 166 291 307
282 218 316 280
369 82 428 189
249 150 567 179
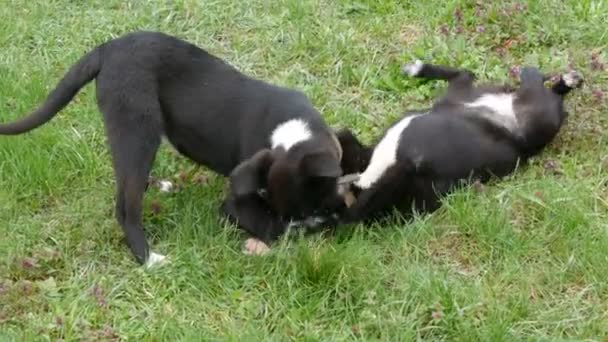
150 200 162 215
534 191 545 201
592 89 604 103
20 257 38 270
473 179 485 193
398 24 422 46
431 310 444 321
192 172 209 185
591 52 605 71
543 159 563 175
90 284 106 307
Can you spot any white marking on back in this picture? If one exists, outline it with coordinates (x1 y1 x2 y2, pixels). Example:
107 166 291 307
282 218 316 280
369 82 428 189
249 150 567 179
464 93 518 132
356 114 423 189
271 119 312 151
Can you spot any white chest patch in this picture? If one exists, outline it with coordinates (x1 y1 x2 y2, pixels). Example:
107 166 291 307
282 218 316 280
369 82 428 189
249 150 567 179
463 93 518 132
270 119 312 151
356 114 423 190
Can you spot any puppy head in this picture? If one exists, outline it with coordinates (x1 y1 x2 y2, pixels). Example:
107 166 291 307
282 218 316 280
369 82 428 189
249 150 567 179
230 148 345 220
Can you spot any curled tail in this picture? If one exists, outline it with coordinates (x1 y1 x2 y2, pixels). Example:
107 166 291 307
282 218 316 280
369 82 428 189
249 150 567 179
0 46 102 135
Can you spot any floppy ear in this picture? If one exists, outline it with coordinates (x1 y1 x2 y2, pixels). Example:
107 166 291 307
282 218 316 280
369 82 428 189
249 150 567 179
335 128 371 173
300 151 342 178
229 149 275 197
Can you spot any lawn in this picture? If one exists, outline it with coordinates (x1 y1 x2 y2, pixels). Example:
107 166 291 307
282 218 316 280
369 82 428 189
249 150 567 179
1 0 607 340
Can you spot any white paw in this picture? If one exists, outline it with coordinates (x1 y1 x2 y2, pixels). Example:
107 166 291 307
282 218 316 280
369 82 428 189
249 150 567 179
242 238 270 256
145 252 168 268
562 71 583 88
158 180 174 193
402 59 424 77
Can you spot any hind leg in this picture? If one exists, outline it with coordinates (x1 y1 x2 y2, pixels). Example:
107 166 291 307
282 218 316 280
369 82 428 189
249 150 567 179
101 96 165 267
402 60 475 98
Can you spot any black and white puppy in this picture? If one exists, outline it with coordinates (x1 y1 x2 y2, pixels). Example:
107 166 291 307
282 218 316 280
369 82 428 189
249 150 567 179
336 61 582 223
0 31 346 266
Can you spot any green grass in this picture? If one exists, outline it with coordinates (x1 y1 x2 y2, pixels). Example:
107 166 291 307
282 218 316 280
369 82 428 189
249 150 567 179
1 0 607 339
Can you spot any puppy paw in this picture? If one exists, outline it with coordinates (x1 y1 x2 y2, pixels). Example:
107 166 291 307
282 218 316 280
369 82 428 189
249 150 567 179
158 180 174 193
145 252 168 268
562 71 584 88
242 238 270 256
401 59 424 77
344 190 357 208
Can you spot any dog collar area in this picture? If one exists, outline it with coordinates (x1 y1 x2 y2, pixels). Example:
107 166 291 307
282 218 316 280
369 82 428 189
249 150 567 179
338 173 360 185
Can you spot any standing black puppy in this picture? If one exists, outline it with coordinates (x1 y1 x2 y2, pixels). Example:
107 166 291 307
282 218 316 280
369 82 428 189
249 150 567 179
0 31 345 266
336 61 582 223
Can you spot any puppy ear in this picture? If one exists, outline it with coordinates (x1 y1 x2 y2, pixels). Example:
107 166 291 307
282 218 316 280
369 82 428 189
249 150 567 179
300 151 342 178
335 128 369 174
230 149 275 197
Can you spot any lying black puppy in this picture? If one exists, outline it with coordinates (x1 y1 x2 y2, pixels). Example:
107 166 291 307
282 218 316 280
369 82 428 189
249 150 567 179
0 31 345 266
336 61 582 223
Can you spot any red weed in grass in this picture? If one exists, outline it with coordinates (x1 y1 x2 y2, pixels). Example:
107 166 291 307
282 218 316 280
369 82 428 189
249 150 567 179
514 3 526 11
193 172 208 185
20 257 38 270
455 26 464 34
21 281 34 295
476 26 485 33
549 74 561 84
431 311 444 321
543 159 563 175
591 53 605 71
177 171 188 183
534 191 545 201
453 8 463 22
508 66 521 79
474 3 485 17
473 179 485 193
99 325 119 340
90 284 106 307
150 200 163 215
439 24 450 35
592 89 604 103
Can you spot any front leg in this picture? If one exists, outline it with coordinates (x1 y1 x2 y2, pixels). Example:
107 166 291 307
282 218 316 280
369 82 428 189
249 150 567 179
342 166 411 224
221 193 288 252
402 60 475 98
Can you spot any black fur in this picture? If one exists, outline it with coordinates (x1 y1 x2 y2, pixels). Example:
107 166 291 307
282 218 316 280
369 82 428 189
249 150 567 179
0 31 344 265
337 62 582 223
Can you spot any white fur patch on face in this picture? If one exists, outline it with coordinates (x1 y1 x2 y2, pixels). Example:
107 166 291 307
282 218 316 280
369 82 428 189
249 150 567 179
145 252 168 268
464 93 518 133
270 119 312 151
243 238 270 256
356 114 423 190
402 59 424 77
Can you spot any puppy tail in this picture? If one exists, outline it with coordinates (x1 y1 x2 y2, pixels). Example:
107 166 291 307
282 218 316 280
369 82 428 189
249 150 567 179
0 45 103 135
